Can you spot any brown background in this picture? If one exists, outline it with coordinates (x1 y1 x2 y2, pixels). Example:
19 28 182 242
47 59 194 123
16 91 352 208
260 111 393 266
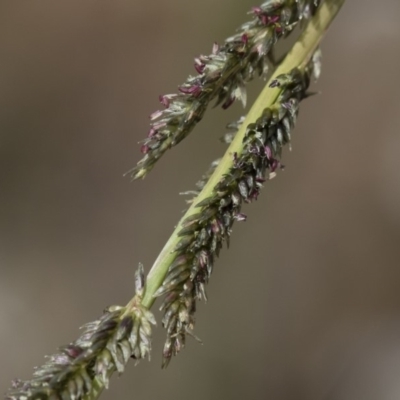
1 1 400 399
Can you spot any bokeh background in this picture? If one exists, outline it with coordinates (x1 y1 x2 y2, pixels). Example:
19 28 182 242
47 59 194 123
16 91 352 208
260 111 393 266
1 1 400 399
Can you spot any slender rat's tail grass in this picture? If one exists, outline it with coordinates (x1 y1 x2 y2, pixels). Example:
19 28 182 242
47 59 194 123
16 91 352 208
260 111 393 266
6 1 345 399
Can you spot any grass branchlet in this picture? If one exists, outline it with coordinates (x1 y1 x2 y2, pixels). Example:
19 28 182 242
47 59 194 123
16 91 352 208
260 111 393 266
126 0 323 180
6 265 155 400
157 56 320 367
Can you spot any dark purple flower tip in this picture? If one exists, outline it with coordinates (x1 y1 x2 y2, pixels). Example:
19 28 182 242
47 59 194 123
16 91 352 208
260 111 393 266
159 94 178 108
264 145 272 160
269 15 280 24
255 11 280 26
141 144 150 154
194 58 205 74
222 96 235 110
211 220 221 234
259 14 268 25
269 79 281 88
194 63 205 74
179 84 202 97
63 345 84 359
159 95 170 107
233 152 245 168
148 128 158 138
251 191 260 201
241 33 249 44
282 98 299 113
249 144 262 156
270 159 280 172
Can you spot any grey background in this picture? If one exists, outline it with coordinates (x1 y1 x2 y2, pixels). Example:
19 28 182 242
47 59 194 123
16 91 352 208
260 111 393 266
1 1 400 399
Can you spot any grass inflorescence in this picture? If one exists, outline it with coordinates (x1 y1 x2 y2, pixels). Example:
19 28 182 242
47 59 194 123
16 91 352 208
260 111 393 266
6 1 345 399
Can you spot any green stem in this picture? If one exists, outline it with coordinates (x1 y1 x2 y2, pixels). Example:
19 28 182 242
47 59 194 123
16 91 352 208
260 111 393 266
84 1 345 399
141 0 345 308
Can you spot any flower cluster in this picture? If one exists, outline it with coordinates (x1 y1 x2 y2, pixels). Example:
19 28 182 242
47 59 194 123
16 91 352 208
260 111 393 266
155 54 321 367
7 265 155 400
126 0 322 180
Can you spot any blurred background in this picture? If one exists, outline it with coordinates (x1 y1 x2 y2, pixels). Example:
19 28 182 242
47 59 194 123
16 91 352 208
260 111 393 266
1 1 400 399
